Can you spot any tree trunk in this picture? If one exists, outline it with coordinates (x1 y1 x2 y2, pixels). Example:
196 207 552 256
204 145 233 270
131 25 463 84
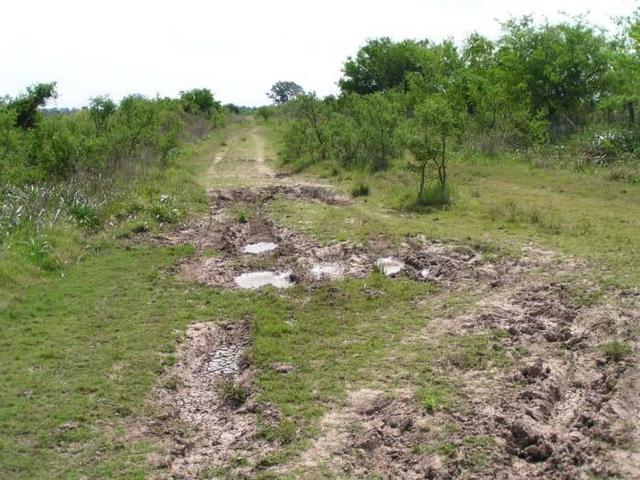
418 160 426 200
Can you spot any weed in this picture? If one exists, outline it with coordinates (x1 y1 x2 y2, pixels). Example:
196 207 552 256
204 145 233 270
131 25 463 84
162 374 180 391
237 210 248 224
218 379 249 408
69 204 100 230
17 236 59 271
444 333 507 370
351 182 370 197
151 195 179 224
602 340 632 362
130 222 150 234
258 419 297 445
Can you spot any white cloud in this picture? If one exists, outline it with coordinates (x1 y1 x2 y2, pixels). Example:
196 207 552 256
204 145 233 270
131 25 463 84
1 0 636 107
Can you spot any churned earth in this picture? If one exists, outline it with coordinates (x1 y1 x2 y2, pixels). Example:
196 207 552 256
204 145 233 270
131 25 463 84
142 122 639 479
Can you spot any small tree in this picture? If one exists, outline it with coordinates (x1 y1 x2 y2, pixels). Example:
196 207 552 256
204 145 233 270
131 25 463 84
7 82 57 130
179 88 220 119
89 95 116 132
267 81 304 105
402 96 459 203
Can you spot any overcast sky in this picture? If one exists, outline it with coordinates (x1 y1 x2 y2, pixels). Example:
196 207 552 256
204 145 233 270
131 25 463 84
2 0 637 107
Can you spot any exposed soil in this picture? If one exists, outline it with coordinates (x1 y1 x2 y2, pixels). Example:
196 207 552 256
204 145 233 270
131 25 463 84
153 184 531 293
285 282 640 479
150 318 285 478
145 141 639 478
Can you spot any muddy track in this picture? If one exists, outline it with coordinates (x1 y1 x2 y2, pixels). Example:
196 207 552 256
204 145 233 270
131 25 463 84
145 133 639 479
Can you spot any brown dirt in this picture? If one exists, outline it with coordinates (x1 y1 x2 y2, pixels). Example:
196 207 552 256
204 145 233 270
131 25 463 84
149 318 285 478
285 283 640 479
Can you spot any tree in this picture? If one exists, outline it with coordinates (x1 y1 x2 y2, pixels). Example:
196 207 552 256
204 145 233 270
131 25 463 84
89 96 116 132
402 95 459 203
6 82 57 130
497 17 610 131
267 81 304 105
339 38 428 94
179 88 221 119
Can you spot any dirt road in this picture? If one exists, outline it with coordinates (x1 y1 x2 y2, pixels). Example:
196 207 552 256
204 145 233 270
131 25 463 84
148 122 640 479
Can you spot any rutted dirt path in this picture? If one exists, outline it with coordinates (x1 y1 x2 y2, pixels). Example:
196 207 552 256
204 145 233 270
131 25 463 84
146 122 639 479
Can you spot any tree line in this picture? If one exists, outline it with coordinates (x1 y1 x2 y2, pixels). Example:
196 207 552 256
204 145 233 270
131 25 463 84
275 13 640 204
0 84 224 184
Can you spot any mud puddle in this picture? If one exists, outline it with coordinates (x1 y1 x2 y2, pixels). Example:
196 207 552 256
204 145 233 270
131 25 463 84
234 270 294 289
162 185 532 291
242 241 278 254
310 262 344 280
150 319 284 477
376 256 405 276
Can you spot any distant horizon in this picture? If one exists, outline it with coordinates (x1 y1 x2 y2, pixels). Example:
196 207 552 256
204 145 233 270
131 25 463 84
3 0 637 109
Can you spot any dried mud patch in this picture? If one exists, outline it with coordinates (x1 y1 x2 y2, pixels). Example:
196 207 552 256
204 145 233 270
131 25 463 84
290 388 504 479
437 283 640 479
149 318 284 478
158 184 537 291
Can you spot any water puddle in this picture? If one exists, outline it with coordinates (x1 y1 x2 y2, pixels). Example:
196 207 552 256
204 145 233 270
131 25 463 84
242 242 278 254
234 271 294 289
310 262 344 280
376 257 405 276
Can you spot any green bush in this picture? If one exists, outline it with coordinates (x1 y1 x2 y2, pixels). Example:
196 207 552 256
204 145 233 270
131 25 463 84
351 182 370 197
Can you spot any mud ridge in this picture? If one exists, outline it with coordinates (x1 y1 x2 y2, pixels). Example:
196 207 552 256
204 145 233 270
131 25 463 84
150 318 283 478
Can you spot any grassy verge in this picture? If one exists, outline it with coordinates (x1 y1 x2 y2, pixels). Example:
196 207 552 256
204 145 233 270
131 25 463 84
0 126 233 478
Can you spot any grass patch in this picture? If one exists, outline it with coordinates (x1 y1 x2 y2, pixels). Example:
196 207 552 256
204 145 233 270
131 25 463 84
602 340 633 362
351 182 370 197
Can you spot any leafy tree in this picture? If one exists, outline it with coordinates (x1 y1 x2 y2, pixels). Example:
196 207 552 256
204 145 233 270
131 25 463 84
89 96 116 132
267 81 304 105
6 82 57 130
179 88 220 119
402 96 459 202
497 17 610 128
339 38 428 94
354 92 403 171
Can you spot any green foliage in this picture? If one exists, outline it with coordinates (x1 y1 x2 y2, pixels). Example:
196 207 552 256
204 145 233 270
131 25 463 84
5 82 57 130
236 209 248 224
89 96 116 132
256 105 277 120
179 88 221 120
351 182 370 197
267 81 304 105
339 38 427 94
602 340 632 362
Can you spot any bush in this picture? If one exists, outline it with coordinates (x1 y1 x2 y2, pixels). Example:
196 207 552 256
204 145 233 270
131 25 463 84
218 379 249 408
351 182 370 197
603 340 632 362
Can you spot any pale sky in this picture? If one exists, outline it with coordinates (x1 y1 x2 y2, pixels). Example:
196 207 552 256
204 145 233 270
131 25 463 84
2 0 637 107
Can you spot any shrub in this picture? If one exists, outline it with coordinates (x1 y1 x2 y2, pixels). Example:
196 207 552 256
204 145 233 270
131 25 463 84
218 379 249 408
603 340 632 362
351 182 370 197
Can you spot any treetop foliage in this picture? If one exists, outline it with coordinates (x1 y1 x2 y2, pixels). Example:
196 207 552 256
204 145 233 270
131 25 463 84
267 81 305 105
